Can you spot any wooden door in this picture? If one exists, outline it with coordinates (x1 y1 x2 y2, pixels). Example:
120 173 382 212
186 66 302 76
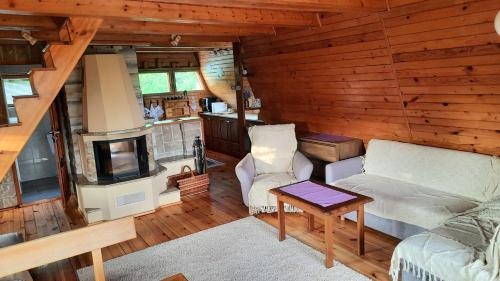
48 95 71 208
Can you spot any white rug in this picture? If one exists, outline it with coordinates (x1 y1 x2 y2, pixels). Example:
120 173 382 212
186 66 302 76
77 217 372 281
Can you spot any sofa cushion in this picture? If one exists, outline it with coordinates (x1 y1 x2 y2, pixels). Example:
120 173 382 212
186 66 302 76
248 172 298 214
248 124 297 175
363 139 500 202
334 174 478 229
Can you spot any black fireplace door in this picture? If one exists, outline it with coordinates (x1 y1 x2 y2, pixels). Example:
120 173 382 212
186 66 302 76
93 136 148 182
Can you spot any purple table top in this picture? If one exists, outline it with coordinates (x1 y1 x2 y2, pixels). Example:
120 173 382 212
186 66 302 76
301 133 353 143
280 181 357 208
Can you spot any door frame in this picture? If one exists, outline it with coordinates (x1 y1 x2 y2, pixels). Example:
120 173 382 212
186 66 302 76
10 98 70 207
48 93 71 208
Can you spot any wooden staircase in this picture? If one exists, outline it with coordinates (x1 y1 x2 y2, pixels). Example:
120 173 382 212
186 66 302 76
0 16 102 181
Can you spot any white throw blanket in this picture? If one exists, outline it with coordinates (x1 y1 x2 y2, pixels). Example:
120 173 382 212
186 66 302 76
390 197 500 281
248 173 300 215
333 174 478 229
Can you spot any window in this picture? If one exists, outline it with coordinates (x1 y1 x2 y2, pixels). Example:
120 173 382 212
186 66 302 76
138 72 170 95
138 70 205 96
174 71 203 92
2 77 33 105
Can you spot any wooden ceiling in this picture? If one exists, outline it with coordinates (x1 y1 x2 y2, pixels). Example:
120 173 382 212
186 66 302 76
0 0 388 48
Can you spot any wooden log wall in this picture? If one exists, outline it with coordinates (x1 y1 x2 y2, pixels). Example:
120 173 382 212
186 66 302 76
242 0 500 156
137 52 199 69
0 43 43 65
199 50 237 108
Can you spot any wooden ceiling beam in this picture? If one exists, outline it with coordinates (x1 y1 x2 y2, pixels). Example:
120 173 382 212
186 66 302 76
0 30 236 47
92 33 238 43
148 0 388 12
0 30 59 41
0 0 318 27
0 14 275 36
92 36 233 48
0 14 58 31
100 20 275 36
136 46 226 52
91 41 232 48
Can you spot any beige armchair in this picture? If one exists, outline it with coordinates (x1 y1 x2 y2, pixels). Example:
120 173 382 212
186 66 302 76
235 124 313 214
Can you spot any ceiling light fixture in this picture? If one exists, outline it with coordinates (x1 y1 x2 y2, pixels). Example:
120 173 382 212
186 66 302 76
170 34 181 46
21 31 38 45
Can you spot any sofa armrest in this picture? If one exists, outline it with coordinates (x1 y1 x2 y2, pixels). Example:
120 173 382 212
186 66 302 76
235 153 255 206
325 156 363 184
292 151 313 181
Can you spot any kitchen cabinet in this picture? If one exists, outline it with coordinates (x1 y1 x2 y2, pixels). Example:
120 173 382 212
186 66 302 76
201 114 240 157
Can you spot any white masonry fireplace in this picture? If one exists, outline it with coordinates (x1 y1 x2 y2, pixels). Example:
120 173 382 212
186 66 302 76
76 54 179 223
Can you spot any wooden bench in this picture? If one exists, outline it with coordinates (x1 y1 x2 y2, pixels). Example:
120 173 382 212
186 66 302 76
0 217 136 281
0 232 33 281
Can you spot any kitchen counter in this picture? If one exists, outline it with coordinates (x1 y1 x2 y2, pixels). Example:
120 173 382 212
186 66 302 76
147 117 203 160
199 112 261 121
145 116 202 127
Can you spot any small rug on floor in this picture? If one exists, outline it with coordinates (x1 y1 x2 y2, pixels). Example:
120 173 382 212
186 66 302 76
206 157 225 168
77 217 372 281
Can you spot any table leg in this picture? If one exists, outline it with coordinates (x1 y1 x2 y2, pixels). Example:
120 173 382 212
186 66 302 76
307 213 315 231
278 198 286 241
324 216 334 268
357 205 365 256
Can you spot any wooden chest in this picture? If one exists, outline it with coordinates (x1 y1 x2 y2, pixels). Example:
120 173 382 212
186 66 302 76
298 134 364 163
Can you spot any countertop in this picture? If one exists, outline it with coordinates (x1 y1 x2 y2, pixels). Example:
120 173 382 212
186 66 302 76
145 116 202 127
199 112 261 121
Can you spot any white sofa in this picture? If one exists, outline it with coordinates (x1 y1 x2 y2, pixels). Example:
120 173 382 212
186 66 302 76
325 139 500 281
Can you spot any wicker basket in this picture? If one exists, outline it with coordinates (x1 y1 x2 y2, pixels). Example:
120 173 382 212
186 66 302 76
167 165 209 197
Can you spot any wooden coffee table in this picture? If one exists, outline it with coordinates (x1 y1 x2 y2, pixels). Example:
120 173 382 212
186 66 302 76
269 180 373 268
161 273 188 281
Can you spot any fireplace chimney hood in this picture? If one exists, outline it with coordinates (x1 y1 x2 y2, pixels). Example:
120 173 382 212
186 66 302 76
83 54 144 133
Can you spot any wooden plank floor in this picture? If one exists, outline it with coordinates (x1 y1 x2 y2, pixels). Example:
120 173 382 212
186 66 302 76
0 151 398 281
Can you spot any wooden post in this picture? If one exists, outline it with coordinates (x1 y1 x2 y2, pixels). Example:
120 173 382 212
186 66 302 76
0 80 8 125
11 164 22 206
277 198 286 241
357 204 365 256
91 249 105 281
232 41 246 158
324 216 334 268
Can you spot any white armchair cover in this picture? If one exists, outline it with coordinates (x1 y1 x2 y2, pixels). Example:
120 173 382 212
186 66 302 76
235 124 313 213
